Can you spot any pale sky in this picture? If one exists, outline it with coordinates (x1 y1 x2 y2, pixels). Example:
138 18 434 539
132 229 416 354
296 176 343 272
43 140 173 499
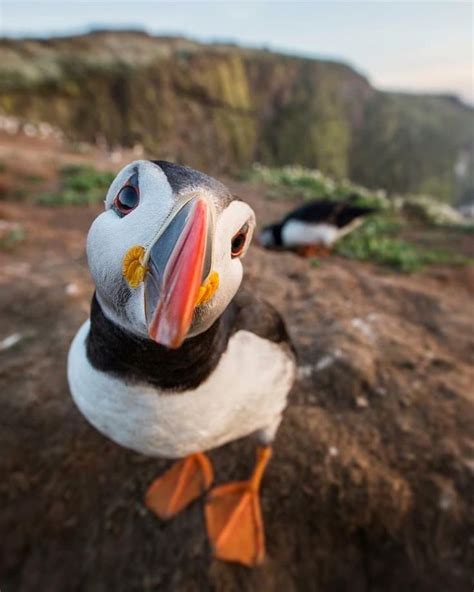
1 1 473 103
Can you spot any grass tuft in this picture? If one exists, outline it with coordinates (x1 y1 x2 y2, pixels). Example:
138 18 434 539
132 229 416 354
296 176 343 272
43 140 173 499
37 165 115 206
243 164 389 210
0 223 26 251
336 217 470 272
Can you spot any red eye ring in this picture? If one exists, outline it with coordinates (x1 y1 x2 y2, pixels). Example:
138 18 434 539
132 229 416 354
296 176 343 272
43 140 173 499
113 183 139 216
231 224 249 258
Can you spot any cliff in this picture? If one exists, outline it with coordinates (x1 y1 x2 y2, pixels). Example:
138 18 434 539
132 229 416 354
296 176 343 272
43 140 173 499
0 30 472 201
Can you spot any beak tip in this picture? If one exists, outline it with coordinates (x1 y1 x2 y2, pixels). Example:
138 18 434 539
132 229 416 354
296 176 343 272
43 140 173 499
148 325 186 350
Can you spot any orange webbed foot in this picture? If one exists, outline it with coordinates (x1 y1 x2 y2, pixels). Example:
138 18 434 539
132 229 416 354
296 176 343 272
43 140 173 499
145 452 213 520
296 244 331 258
205 447 272 566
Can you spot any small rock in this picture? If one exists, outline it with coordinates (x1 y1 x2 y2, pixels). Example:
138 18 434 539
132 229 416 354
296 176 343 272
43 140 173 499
0 333 23 351
462 458 474 474
315 355 335 372
23 123 37 137
356 396 369 408
351 317 375 340
297 365 313 379
439 493 453 511
65 282 80 296
109 150 123 163
133 144 145 157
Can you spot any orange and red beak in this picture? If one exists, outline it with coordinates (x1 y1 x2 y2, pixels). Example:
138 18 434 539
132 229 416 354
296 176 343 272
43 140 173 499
144 197 213 349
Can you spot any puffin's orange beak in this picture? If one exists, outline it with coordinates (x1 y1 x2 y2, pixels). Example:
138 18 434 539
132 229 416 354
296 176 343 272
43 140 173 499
145 198 210 349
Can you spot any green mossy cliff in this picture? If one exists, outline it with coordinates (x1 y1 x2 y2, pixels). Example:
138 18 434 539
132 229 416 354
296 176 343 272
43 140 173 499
1 30 472 201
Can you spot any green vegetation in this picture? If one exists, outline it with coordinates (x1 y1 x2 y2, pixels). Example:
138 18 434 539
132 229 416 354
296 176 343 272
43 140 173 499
244 164 388 209
336 217 470 272
399 195 466 226
25 173 45 185
0 223 26 250
37 165 115 206
350 93 474 203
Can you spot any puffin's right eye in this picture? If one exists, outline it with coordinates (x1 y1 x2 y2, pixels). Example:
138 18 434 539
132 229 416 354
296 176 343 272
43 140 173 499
113 185 139 217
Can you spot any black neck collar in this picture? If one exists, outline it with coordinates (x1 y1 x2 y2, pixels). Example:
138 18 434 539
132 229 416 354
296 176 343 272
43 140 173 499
86 294 235 392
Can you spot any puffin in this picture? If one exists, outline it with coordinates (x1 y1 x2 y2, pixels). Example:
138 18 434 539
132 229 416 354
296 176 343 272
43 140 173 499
67 160 296 566
259 197 376 256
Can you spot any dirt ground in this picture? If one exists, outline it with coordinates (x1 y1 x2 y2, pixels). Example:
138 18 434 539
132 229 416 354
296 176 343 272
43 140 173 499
0 134 473 591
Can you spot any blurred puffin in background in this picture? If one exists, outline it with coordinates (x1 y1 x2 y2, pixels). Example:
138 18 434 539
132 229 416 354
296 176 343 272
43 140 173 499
259 196 376 256
68 160 296 566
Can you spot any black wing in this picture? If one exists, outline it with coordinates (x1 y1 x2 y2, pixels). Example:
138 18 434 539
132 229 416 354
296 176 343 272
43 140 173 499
284 199 376 228
230 288 297 360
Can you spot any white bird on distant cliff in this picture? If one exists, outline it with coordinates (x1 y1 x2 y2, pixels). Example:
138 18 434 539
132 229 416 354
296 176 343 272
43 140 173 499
68 160 296 566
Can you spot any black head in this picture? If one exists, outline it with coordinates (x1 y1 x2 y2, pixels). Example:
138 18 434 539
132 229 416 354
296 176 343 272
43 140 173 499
258 223 283 248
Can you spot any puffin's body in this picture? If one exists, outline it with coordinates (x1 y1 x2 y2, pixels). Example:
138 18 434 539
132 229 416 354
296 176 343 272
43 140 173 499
67 160 296 566
259 198 375 255
69 292 294 458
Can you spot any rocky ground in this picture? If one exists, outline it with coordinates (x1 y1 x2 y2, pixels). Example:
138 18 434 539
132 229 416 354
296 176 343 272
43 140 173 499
0 133 473 591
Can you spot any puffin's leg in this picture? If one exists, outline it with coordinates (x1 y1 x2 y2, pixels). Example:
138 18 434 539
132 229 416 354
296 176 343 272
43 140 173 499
145 452 213 520
296 244 331 258
205 446 272 566
317 245 332 257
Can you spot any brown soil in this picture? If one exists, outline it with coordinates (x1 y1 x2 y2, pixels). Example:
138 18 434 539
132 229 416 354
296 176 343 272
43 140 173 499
0 134 473 592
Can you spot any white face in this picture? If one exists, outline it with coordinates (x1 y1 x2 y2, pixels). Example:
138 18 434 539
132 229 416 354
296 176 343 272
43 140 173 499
87 160 255 342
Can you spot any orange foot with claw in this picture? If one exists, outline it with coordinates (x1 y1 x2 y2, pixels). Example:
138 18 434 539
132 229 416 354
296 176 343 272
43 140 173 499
205 446 272 567
296 244 331 258
145 452 213 519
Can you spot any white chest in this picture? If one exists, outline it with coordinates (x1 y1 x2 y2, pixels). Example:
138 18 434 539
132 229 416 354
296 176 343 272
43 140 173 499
67 321 295 458
281 220 339 247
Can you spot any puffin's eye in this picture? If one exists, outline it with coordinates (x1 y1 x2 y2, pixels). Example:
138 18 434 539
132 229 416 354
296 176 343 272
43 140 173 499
231 223 249 258
113 185 139 216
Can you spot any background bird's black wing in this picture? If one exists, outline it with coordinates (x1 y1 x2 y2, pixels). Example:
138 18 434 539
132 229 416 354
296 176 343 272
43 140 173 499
283 199 376 228
283 200 337 224
335 204 377 227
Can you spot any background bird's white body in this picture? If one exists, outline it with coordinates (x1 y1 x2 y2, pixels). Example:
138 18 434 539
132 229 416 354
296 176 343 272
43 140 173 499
281 218 365 247
281 220 339 247
68 320 295 458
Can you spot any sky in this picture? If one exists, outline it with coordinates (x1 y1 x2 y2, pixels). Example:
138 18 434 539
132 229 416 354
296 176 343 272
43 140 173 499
1 1 473 103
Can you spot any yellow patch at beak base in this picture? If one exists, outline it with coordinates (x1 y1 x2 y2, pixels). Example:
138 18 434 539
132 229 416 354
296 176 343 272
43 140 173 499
123 245 147 288
195 271 219 306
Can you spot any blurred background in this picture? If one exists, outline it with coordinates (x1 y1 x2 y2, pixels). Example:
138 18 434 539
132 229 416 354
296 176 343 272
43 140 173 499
0 2 473 591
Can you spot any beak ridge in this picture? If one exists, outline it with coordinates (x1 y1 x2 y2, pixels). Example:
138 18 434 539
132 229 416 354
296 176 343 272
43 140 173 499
145 198 209 348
